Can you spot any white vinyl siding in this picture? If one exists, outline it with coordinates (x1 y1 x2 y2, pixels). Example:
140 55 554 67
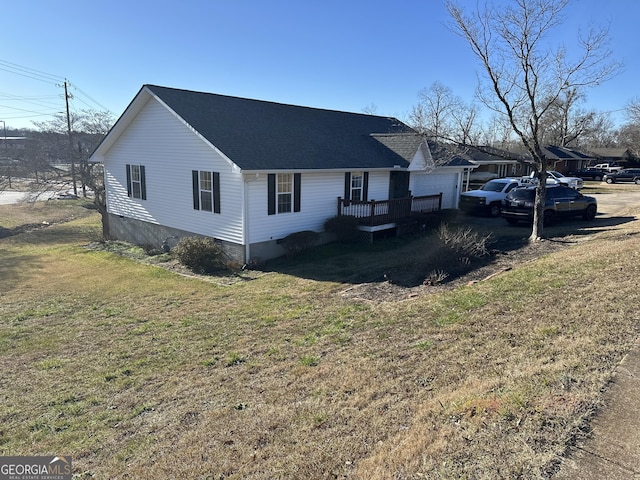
410 171 460 209
246 171 391 244
104 99 244 244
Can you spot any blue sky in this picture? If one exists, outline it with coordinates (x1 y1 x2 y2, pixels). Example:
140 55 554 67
0 0 637 130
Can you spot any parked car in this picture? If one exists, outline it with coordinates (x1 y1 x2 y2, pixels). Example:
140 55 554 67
593 163 624 173
521 171 583 189
501 184 597 226
603 168 640 184
570 168 607 181
546 170 584 189
459 178 523 217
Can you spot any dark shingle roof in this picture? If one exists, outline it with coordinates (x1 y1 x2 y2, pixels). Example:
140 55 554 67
146 85 416 171
428 143 504 167
371 134 424 164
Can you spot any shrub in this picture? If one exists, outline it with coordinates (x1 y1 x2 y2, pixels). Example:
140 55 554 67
412 209 459 232
324 215 361 243
173 236 225 274
281 230 320 257
438 223 491 258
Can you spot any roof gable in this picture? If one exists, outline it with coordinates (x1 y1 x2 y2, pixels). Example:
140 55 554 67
141 85 415 171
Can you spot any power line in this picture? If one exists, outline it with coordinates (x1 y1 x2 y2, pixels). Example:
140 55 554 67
0 58 64 84
69 83 112 113
0 59 114 128
0 103 60 115
0 92 61 110
0 112 62 121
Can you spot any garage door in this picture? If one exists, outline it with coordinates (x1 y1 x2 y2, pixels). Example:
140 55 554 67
411 172 460 209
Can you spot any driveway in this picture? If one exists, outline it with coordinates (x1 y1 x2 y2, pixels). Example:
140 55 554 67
590 186 640 217
460 184 640 228
0 191 29 205
0 189 72 205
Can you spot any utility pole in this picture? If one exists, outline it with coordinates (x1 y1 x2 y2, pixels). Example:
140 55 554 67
63 80 77 196
78 141 86 197
0 120 9 188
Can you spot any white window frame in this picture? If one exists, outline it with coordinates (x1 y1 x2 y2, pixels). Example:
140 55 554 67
277 173 293 213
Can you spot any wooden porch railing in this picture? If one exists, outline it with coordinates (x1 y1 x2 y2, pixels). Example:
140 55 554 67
337 193 443 227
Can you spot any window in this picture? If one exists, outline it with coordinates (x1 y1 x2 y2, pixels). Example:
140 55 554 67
351 172 363 202
192 170 220 213
343 172 369 205
126 164 146 200
268 173 301 215
496 164 511 178
277 173 292 213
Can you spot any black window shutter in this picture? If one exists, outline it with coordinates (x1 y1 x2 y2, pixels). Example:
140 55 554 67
363 172 369 201
344 172 351 206
293 173 301 212
192 170 200 210
213 172 221 214
126 164 132 197
140 165 147 200
267 174 276 215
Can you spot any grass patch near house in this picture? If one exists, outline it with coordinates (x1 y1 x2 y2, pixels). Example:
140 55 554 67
1 196 639 478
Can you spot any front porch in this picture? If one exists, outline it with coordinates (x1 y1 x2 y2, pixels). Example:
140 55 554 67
337 193 443 239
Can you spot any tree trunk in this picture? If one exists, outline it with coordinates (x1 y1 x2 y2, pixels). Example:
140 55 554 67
530 167 547 242
93 188 110 240
100 207 110 240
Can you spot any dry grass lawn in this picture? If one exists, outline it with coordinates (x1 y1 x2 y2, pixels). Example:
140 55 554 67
1 194 639 479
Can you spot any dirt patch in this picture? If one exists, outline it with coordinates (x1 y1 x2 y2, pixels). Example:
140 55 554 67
87 228 573 303
339 236 569 302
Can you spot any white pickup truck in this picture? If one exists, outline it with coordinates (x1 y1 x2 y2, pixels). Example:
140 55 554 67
521 171 583 190
593 163 624 173
459 178 523 217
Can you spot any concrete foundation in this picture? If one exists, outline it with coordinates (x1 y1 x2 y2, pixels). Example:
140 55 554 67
107 214 245 263
106 214 335 265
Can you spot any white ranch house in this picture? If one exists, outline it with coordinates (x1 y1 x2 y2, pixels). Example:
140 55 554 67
91 85 475 263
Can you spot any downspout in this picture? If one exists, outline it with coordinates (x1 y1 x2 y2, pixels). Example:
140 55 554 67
243 173 250 265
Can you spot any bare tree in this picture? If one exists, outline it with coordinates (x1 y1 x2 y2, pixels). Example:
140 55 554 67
447 0 620 241
483 113 516 147
537 87 611 148
33 109 114 238
617 123 640 157
617 99 640 156
626 98 640 125
361 103 379 115
409 81 459 139
451 101 483 145
580 112 616 148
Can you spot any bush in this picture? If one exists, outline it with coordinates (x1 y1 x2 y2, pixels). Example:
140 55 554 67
438 223 491 258
324 215 362 243
281 230 320 257
173 236 225 273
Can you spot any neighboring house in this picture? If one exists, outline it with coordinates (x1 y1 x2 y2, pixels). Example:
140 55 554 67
0 135 27 165
90 85 473 263
541 145 597 174
589 147 633 167
449 145 525 188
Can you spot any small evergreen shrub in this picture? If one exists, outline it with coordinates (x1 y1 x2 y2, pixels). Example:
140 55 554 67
324 215 361 243
173 236 225 273
281 230 320 257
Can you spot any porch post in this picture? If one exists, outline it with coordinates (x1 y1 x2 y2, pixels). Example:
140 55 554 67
369 200 376 227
